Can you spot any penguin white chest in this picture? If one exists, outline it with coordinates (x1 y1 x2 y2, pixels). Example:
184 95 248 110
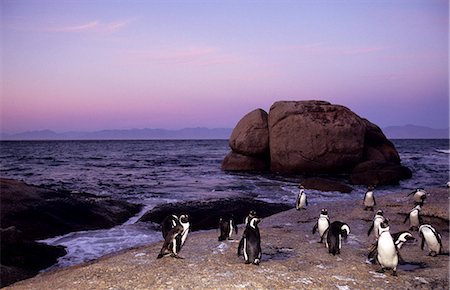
422 228 440 253
318 218 329 236
364 191 374 206
377 233 398 268
410 210 419 226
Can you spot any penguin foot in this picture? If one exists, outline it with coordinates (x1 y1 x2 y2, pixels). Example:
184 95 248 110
253 259 260 265
430 251 438 257
244 260 251 264
376 268 385 273
392 271 398 277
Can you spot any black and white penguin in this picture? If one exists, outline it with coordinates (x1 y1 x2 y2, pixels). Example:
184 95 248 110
363 186 376 211
312 208 330 243
218 214 238 241
368 231 415 264
392 231 416 250
367 210 385 239
157 214 190 259
325 221 350 255
237 216 262 265
446 181 450 188
295 185 308 210
407 188 427 206
244 210 257 226
403 205 422 231
419 224 442 256
376 219 398 276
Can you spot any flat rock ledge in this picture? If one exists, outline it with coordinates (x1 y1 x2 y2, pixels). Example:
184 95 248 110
7 188 448 290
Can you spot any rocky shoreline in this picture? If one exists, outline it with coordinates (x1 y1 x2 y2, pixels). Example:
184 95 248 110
6 186 448 289
0 178 142 287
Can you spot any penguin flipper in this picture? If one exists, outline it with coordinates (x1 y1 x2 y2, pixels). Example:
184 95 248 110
367 223 374 236
312 222 318 234
419 233 425 250
305 197 308 207
237 238 244 256
403 214 409 224
373 196 376 206
407 190 416 196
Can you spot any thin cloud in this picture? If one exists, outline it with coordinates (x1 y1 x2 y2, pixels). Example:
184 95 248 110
275 43 390 56
48 19 133 33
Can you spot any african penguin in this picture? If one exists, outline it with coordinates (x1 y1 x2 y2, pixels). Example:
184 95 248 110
295 184 308 210
218 214 238 241
403 205 422 231
157 214 190 259
363 186 376 211
419 224 442 256
376 219 398 276
237 217 262 265
367 231 415 264
367 210 385 239
407 188 427 206
325 221 350 255
244 210 257 226
312 208 330 243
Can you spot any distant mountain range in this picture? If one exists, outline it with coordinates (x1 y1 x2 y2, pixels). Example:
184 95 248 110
382 125 449 139
0 128 233 140
0 125 448 140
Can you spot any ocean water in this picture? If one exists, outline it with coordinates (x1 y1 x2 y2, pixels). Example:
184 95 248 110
0 139 448 268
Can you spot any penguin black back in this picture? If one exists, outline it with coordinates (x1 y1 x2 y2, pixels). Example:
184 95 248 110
326 221 350 255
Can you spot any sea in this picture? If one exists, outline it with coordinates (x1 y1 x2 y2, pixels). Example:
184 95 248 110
0 139 448 269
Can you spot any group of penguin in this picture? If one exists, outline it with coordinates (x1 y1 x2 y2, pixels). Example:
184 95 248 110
156 185 444 276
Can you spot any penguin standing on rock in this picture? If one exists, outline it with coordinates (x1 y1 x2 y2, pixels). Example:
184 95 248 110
237 216 262 265
325 221 350 255
368 231 415 264
363 186 376 211
419 224 442 256
218 214 238 241
407 188 427 206
376 219 399 276
295 185 308 210
312 209 330 243
157 214 190 259
403 205 422 231
367 210 385 239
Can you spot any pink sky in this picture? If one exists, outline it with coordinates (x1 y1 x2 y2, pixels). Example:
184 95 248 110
1 0 448 133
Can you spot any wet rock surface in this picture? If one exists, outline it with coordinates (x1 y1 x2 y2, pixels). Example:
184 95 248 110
7 188 448 289
0 178 142 287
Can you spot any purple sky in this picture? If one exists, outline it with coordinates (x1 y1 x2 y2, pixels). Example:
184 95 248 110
2 0 448 133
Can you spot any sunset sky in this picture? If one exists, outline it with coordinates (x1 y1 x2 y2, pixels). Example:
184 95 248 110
2 0 448 133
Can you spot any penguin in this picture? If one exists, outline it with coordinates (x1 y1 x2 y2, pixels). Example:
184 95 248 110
244 210 257 226
419 224 442 256
392 231 416 250
161 214 179 240
446 181 450 188
325 221 350 255
295 184 308 210
403 205 422 231
376 219 398 276
407 188 427 206
363 186 376 211
218 214 238 241
367 231 415 264
312 208 330 243
237 217 262 265
157 214 190 259
367 210 385 239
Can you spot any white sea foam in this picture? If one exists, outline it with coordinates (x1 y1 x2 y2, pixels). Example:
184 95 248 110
435 149 450 154
39 223 161 269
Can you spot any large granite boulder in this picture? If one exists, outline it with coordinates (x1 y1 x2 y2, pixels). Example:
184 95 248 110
222 100 411 186
229 108 269 156
269 101 366 173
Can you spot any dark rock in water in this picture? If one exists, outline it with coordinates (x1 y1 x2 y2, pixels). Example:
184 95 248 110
222 100 410 185
1 178 142 241
0 178 142 287
301 177 353 193
350 161 413 186
222 151 269 171
1 227 67 287
138 197 291 231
